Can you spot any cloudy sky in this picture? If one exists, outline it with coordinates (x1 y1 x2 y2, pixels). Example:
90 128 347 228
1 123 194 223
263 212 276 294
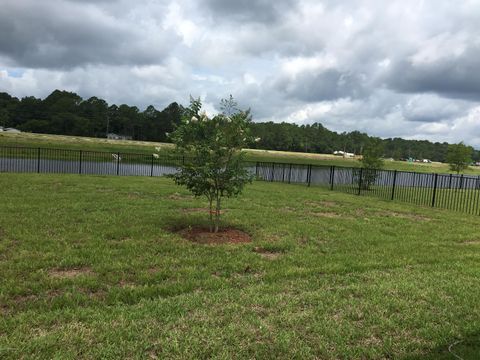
1 0 480 147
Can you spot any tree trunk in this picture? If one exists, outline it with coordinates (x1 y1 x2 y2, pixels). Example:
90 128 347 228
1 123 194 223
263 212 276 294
208 197 213 233
214 196 221 233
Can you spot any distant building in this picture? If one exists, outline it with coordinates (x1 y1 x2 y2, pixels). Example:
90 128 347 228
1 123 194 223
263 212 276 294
107 133 132 140
333 150 355 158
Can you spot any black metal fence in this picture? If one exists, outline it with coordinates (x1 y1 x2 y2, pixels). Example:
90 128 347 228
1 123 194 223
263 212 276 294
2 146 480 215
254 162 480 215
0 146 184 177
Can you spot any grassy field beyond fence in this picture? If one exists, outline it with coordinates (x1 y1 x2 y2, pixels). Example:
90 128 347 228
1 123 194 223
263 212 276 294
1 173 480 359
2 131 480 174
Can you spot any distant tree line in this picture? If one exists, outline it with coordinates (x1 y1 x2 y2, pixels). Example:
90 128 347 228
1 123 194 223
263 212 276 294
248 122 479 162
1 90 478 162
0 90 182 142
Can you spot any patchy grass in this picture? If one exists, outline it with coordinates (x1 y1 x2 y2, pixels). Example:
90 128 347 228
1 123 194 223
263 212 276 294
3 131 480 174
1 173 480 359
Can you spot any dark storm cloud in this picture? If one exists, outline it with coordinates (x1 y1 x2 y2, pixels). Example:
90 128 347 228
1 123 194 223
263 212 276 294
234 25 321 57
398 93 471 127
0 0 177 69
274 69 368 102
403 111 447 123
385 46 480 101
199 0 296 23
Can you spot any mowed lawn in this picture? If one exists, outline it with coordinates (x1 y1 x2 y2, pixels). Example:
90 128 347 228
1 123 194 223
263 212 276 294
0 174 480 359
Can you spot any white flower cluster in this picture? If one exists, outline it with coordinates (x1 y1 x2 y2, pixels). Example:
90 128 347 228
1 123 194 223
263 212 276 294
189 111 210 123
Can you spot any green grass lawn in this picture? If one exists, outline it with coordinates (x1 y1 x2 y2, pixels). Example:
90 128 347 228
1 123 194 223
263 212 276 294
1 173 480 359
3 131 480 174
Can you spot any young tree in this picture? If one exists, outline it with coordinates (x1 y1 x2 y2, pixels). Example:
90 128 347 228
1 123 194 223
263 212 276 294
358 138 384 190
169 96 255 233
361 138 384 169
446 142 473 174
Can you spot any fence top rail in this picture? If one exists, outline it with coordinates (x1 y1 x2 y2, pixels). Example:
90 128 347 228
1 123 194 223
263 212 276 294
1 145 479 180
0 145 84 152
0 145 184 159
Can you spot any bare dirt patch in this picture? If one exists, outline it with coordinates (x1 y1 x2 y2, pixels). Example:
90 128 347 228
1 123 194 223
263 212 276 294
118 279 137 289
283 206 343 219
48 267 94 279
127 192 143 199
253 247 281 260
353 208 431 222
78 288 107 300
45 289 64 299
377 210 431 221
461 240 480 245
168 193 194 201
147 267 160 274
13 294 38 305
310 211 344 218
354 208 367 216
361 335 382 347
178 227 251 244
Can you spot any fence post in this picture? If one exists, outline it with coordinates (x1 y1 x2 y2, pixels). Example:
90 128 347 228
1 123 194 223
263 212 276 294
255 162 259 178
37 147 41 173
270 163 275 182
288 163 292 184
330 165 335 190
116 152 120 175
150 154 154 177
358 168 363 195
431 173 438 207
460 174 464 190
391 170 397 200
307 165 312 187
449 174 452 189
79 150 82 174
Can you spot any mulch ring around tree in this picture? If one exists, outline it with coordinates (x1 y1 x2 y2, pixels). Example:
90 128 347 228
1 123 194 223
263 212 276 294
178 227 251 245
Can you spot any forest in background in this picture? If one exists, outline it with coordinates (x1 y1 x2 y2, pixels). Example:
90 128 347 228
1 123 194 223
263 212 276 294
1 90 478 162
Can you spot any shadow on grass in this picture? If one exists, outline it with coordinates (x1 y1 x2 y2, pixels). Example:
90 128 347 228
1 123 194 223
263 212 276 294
403 332 480 360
